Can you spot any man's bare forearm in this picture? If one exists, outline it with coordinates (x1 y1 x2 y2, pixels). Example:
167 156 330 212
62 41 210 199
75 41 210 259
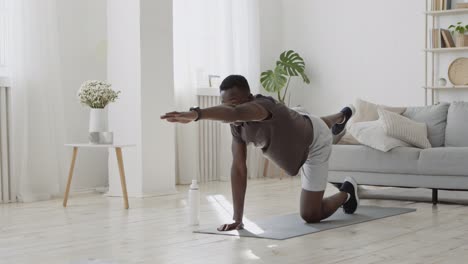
198 103 268 123
231 164 247 223
199 105 239 123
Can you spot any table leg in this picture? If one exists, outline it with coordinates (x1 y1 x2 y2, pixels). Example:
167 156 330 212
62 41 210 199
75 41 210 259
63 147 78 207
115 147 129 209
263 158 269 177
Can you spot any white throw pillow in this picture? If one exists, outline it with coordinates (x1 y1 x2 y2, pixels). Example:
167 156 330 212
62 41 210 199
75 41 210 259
348 98 407 125
338 98 407 145
349 120 410 152
378 108 432 149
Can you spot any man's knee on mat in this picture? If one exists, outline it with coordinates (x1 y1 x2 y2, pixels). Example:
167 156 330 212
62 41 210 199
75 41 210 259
300 211 322 223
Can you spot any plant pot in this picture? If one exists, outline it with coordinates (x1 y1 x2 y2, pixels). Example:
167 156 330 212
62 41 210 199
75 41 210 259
456 33 466 47
89 108 108 132
465 35 468 47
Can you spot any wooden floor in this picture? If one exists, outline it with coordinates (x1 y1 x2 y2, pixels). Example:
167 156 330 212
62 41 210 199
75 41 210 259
1 177 468 264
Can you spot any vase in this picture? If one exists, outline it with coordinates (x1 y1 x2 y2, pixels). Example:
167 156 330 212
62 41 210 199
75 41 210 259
89 108 108 132
456 33 465 47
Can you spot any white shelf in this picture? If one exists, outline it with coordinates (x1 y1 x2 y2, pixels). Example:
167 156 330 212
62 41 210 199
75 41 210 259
424 47 468 53
423 85 468 90
425 8 468 16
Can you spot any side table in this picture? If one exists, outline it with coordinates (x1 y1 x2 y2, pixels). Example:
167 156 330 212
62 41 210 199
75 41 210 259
63 144 136 209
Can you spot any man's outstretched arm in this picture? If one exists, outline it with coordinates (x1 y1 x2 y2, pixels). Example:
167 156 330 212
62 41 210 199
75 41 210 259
218 139 248 231
160 102 269 124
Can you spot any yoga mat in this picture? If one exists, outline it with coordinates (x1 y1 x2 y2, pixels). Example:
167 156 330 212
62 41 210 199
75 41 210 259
195 206 416 240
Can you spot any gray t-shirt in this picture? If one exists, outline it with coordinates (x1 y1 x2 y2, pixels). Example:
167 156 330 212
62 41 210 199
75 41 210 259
230 95 314 176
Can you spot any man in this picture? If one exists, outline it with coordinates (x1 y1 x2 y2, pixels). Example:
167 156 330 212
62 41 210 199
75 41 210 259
161 75 359 231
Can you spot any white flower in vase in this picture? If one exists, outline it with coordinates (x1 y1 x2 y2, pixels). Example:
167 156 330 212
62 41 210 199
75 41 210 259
78 80 120 143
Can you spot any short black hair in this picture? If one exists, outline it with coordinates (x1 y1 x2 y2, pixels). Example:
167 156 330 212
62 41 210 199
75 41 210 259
219 75 250 93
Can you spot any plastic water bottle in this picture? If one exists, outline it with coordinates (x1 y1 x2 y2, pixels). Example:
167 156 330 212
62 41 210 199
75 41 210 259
188 180 200 226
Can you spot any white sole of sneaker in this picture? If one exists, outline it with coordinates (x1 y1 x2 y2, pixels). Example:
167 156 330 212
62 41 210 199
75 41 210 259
344 176 359 207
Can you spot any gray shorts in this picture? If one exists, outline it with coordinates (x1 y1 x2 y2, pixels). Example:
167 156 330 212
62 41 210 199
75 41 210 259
300 114 333 192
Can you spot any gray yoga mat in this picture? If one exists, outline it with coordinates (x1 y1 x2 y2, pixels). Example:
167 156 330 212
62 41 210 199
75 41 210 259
195 206 416 240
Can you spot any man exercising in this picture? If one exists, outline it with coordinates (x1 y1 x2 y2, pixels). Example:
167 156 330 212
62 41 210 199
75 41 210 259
161 75 359 231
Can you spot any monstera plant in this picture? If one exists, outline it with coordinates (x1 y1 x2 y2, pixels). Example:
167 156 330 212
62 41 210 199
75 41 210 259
260 50 310 105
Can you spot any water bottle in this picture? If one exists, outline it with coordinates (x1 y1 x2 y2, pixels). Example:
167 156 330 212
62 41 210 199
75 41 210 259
188 180 200 225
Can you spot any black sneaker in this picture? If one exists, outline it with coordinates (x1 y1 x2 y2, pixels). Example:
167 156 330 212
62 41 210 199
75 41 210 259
331 106 355 135
339 177 359 214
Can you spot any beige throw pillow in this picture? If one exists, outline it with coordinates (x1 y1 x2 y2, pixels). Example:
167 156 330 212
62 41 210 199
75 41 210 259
338 99 407 145
378 108 432 149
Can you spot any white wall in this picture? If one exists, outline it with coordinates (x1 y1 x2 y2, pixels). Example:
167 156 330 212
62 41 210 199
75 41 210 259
278 0 416 114
107 0 176 197
259 0 284 99
278 0 468 115
57 0 108 191
259 0 284 77
107 0 142 196
140 0 176 194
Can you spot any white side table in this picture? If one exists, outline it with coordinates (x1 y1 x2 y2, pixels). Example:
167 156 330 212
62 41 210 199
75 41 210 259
63 144 136 209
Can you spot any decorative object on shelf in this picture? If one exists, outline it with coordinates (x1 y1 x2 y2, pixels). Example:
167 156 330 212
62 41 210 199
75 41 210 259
448 22 468 47
260 50 310 105
77 80 120 144
448 57 468 85
438 78 448 86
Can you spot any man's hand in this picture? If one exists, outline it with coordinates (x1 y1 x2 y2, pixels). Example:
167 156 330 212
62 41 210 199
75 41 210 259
160 111 198 123
217 222 244 231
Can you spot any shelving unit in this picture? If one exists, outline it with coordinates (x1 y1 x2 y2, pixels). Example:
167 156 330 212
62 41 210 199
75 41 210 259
425 47 468 52
423 85 468 89
425 8 468 16
424 1 468 105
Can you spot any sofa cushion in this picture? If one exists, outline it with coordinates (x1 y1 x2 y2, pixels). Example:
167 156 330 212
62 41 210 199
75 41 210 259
349 119 410 152
445 101 468 147
402 103 449 147
418 147 468 176
330 145 421 174
337 98 406 145
348 98 407 125
379 108 431 149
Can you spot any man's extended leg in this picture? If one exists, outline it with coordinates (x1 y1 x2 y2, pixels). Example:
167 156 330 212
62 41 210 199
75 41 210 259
321 106 355 134
321 112 345 129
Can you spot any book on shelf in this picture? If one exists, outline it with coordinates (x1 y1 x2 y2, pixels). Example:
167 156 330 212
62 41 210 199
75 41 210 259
431 28 448 48
432 0 452 10
441 29 455 47
456 2 468 9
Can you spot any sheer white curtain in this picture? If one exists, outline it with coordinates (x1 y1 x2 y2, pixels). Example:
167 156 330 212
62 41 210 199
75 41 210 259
173 0 263 183
8 0 66 202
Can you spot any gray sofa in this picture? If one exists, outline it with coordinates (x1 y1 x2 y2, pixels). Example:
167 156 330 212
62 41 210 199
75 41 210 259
329 101 468 204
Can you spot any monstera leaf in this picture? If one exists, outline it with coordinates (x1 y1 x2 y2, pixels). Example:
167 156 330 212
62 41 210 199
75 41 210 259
260 50 310 104
260 65 287 93
276 50 310 84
